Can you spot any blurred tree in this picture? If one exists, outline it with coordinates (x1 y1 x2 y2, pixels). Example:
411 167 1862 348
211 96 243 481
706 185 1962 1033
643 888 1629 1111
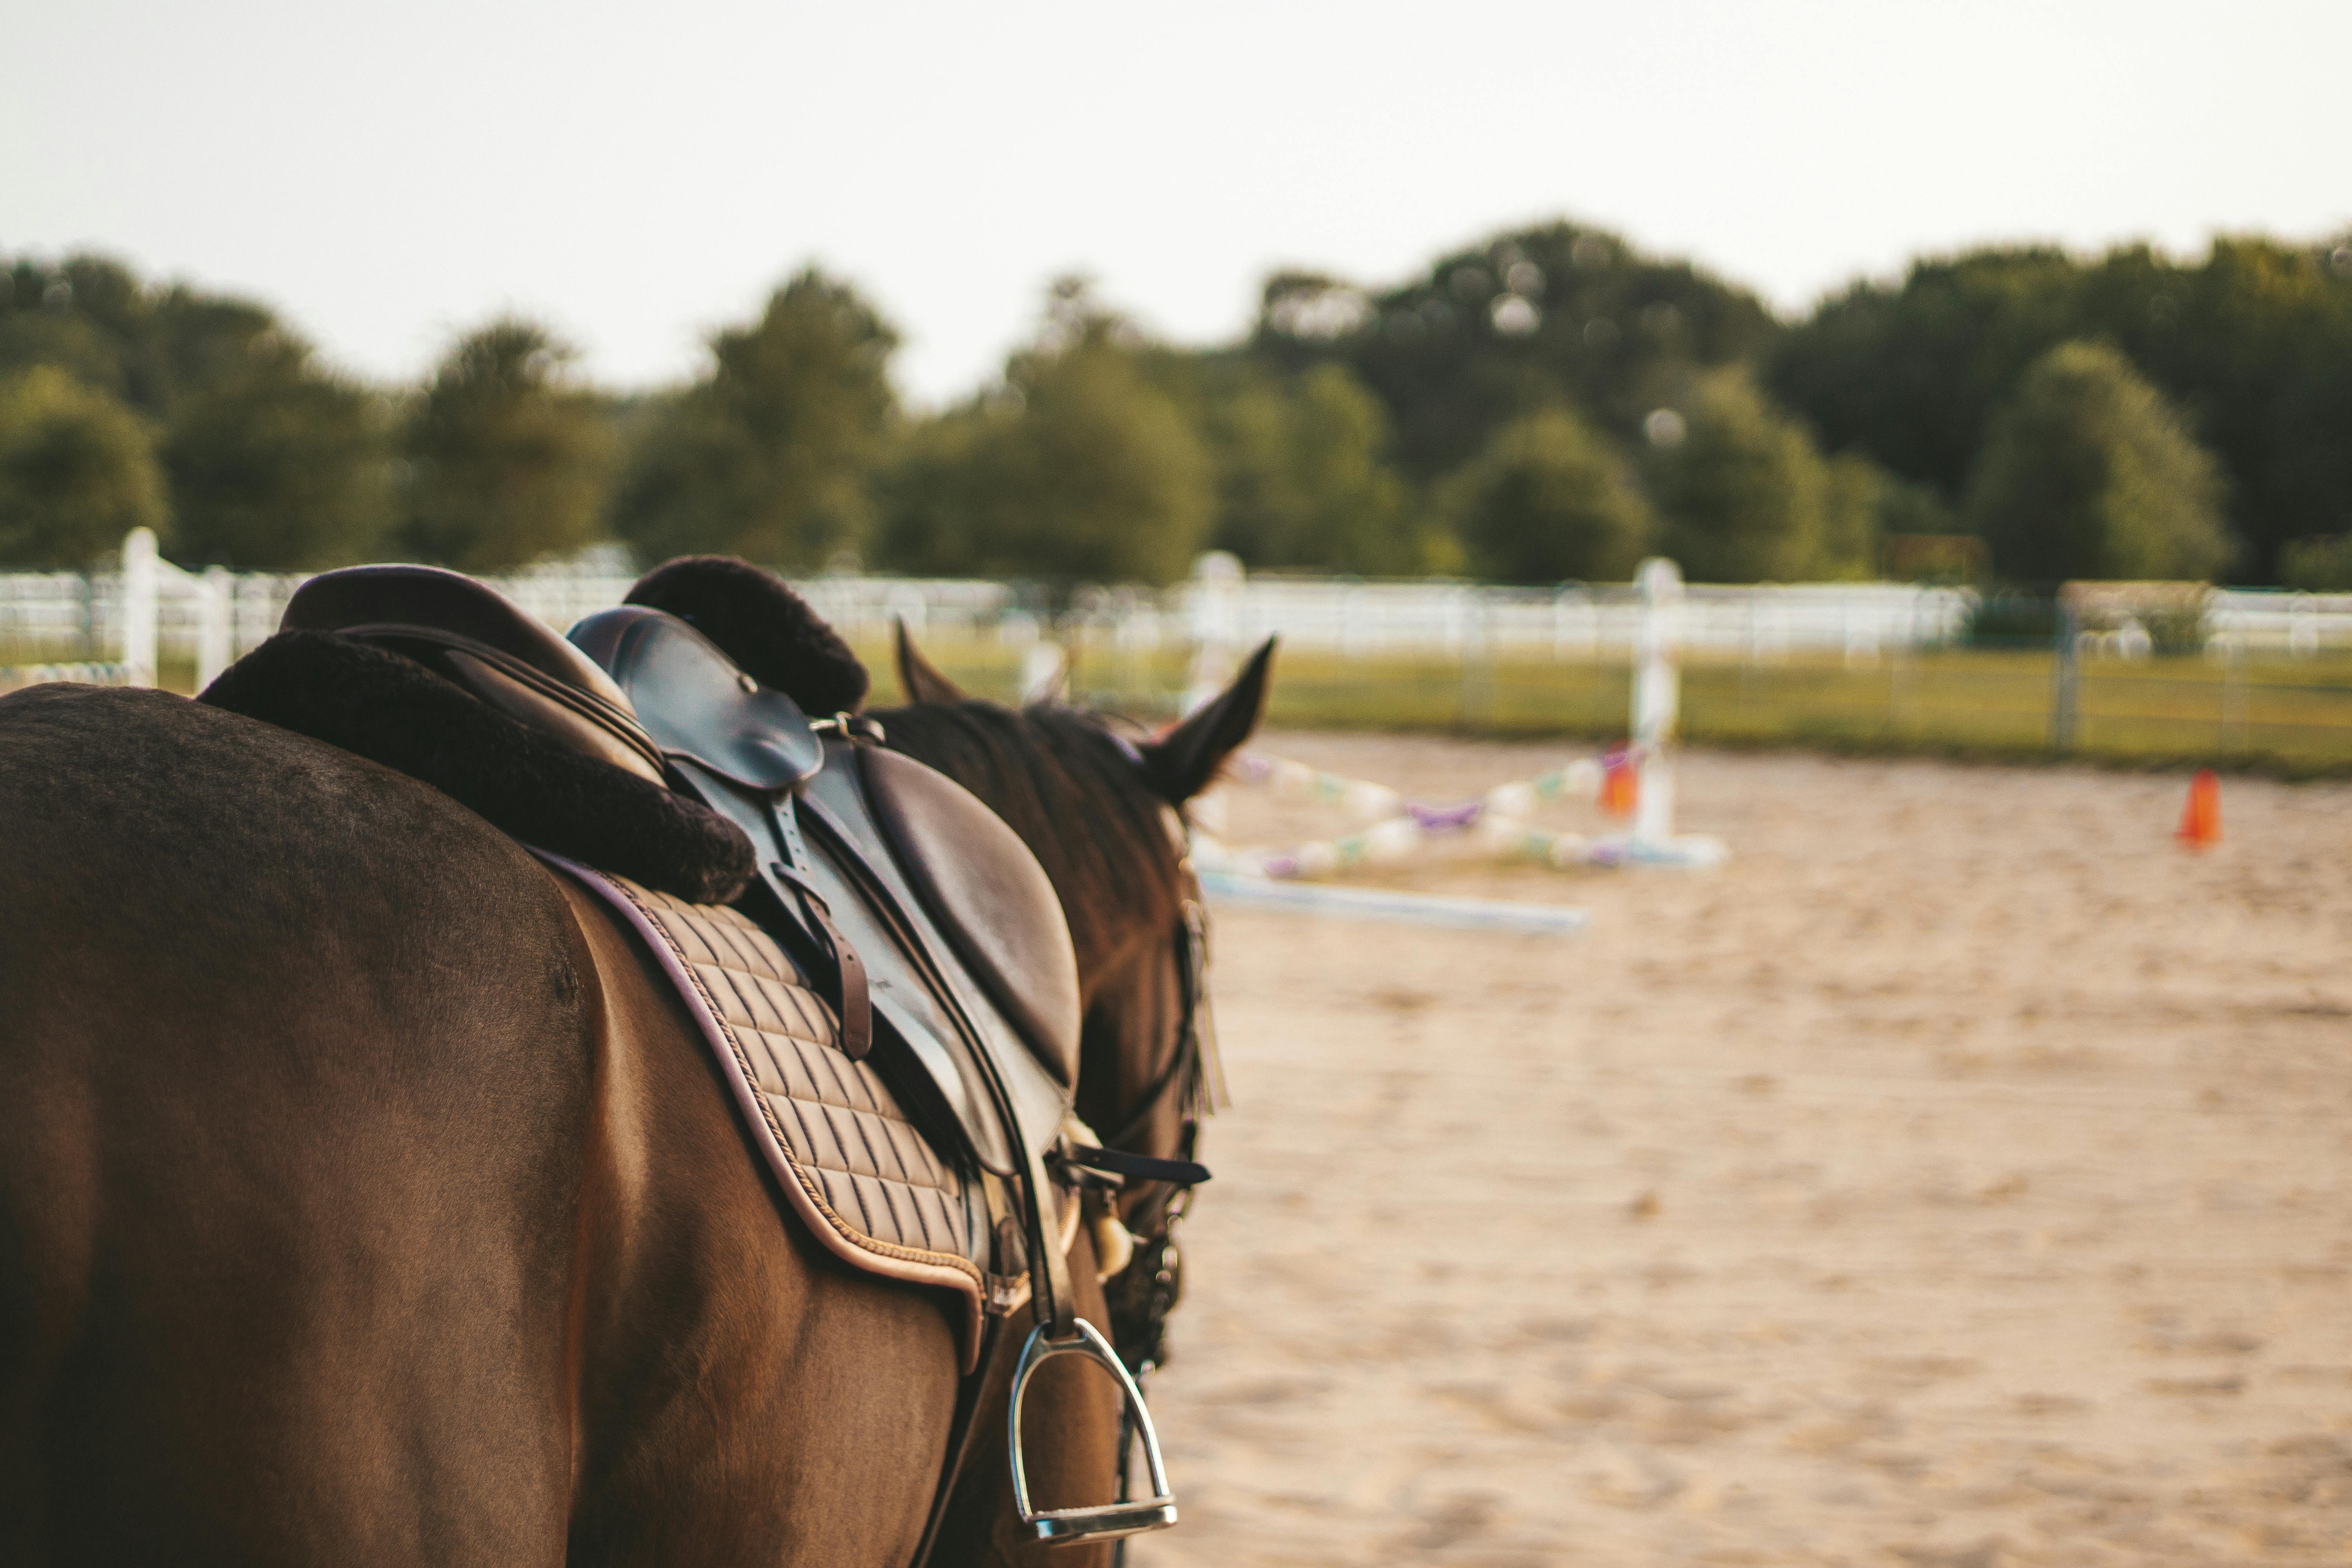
1815 453 1890 581
0 305 123 402
1437 406 1655 583
1874 470 1957 541
874 403 993 579
3 252 392 568
1768 238 2352 581
1766 249 2083 503
1962 340 2231 582
877 282 1211 588
1645 370 1833 582
144 289 283 415
160 334 388 568
1820 454 1960 581
2279 533 2352 591
1189 361 1416 572
398 319 614 571
612 269 897 569
1251 221 1780 481
1 255 283 418
3 257 144 405
0 366 168 565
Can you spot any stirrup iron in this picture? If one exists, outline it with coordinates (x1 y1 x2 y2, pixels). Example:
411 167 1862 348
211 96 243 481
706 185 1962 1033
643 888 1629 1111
1007 1318 1178 1545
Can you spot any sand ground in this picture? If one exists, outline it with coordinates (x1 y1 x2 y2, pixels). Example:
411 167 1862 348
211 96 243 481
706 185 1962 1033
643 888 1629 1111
1126 734 2352 1568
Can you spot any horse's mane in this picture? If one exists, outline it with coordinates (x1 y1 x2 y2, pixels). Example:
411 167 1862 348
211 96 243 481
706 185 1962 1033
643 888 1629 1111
876 700 1179 978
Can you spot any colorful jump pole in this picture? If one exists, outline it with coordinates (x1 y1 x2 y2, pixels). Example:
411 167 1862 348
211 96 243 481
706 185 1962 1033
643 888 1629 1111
1196 869 1588 936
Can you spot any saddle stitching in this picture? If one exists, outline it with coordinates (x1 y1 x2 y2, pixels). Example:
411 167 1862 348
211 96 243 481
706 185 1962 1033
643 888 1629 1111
617 877 985 1273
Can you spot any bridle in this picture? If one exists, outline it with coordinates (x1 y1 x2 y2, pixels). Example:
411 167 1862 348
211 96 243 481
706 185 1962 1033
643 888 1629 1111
1095 876 1220 1364
1090 870 1222 1562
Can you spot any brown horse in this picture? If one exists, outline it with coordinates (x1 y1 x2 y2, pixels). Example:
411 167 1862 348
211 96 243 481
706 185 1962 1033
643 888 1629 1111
0 635 1270 1566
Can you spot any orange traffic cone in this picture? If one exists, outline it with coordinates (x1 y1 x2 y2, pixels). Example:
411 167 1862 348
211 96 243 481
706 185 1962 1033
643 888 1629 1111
2177 769 2221 849
1600 748 1640 818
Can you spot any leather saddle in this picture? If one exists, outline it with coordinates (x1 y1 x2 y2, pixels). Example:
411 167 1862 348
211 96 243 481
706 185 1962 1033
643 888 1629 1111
281 566 1078 1185
274 565 1185 1553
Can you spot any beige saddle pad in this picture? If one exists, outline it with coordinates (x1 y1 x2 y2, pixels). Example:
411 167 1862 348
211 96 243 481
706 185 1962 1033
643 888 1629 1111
540 851 1071 1366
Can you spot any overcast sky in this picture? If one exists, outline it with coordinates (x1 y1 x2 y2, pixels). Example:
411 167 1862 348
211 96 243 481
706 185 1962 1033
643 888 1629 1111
6 0 2345 405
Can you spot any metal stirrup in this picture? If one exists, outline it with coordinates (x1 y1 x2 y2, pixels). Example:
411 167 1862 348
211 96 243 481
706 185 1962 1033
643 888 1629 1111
1007 1318 1178 1546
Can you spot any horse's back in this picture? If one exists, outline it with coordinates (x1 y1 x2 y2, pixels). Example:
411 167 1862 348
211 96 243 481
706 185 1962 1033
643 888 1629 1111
0 685 594 1565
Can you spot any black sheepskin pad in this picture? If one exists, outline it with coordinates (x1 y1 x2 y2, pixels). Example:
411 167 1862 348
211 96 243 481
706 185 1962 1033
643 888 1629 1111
625 555 870 717
200 631 755 904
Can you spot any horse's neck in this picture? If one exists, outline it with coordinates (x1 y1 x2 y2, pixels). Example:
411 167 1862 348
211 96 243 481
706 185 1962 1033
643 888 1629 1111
1076 933 1189 1155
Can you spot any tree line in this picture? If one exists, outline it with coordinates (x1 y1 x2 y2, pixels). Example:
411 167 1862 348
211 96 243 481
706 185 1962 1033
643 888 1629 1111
4 224 2349 587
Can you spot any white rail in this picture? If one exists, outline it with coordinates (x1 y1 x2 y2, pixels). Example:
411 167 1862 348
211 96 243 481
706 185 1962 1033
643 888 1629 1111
2204 589 2352 655
17 541 2347 686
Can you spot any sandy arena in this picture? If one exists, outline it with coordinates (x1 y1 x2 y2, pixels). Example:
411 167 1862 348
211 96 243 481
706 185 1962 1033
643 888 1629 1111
1127 733 2352 1568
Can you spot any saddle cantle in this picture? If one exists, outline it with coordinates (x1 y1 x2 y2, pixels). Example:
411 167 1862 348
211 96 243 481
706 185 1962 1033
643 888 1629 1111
280 565 667 786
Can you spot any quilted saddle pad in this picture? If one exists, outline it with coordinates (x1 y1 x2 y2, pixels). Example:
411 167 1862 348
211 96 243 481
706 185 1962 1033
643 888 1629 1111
539 850 1067 1365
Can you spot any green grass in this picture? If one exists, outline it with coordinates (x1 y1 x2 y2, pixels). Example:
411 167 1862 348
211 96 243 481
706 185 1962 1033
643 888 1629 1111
857 635 2352 779
24 633 2347 780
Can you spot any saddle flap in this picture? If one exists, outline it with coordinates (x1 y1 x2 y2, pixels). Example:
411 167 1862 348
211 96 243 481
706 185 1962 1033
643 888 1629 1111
856 746 1081 1089
570 606 824 791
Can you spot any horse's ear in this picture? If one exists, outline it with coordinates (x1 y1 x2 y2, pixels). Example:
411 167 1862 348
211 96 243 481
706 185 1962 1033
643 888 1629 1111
1139 639 1276 805
895 620 967 705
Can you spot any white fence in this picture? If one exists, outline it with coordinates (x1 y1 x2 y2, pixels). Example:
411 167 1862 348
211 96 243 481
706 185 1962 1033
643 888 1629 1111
10 544 2352 691
1167 575 1974 659
2206 589 2352 655
0 550 1981 679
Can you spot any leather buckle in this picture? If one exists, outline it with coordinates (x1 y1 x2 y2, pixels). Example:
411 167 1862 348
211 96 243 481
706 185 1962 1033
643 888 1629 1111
1007 1318 1178 1546
811 711 888 744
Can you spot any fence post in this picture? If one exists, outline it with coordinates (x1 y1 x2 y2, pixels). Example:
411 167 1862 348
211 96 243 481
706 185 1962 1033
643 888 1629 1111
1184 551 1243 713
1631 558 1684 847
1019 641 1067 704
2222 636 2247 754
2049 594 2080 754
122 527 160 687
1460 592 1492 728
196 566 234 690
